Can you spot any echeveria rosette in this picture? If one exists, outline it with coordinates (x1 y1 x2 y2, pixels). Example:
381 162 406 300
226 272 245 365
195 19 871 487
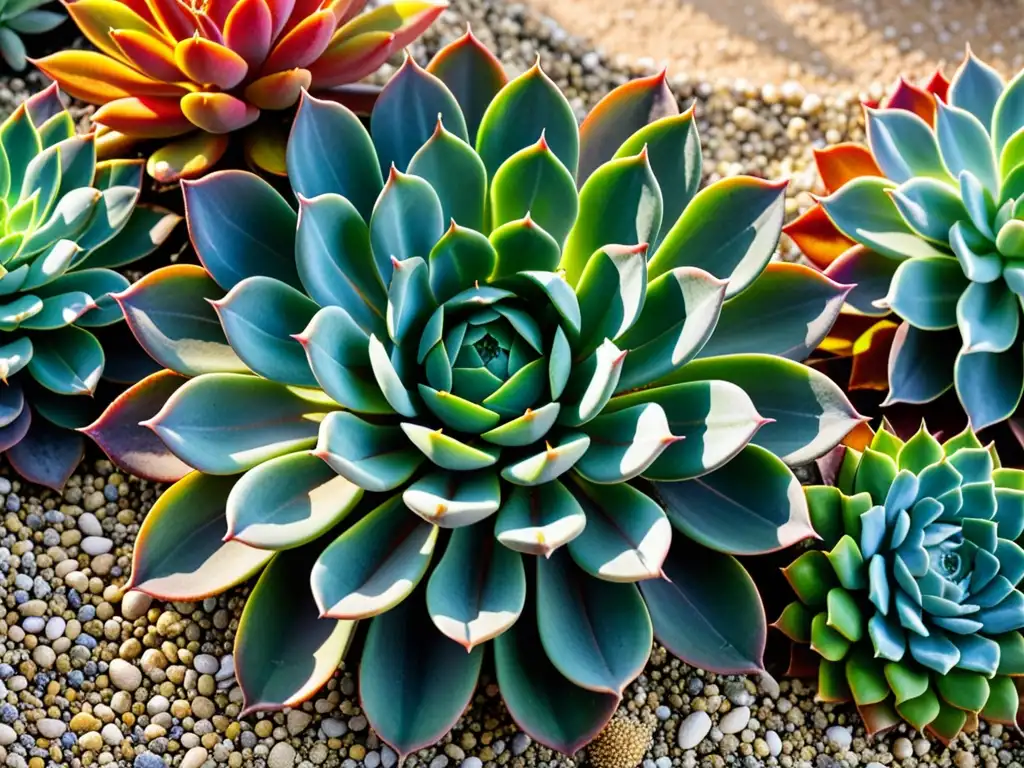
0 0 64 71
0 84 178 490
777 423 1024 742
33 0 445 183
801 50 1024 432
96 33 863 756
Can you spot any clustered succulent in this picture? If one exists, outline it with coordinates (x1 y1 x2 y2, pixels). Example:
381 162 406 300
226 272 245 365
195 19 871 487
787 50 1024 432
778 424 1024 741
0 83 178 491
33 0 444 182
0 0 63 71
3 0 1022 750
85 32 866 754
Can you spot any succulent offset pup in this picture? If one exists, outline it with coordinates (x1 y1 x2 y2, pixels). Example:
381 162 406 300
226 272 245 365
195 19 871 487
778 423 1024 742
0 0 64 71
91 33 864 754
786 50 1024 432
0 84 179 490
33 0 445 182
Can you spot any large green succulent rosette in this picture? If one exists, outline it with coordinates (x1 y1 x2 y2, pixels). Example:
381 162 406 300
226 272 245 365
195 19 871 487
819 51 1024 431
0 84 177 489
95 32 862 755
778 424 1024 741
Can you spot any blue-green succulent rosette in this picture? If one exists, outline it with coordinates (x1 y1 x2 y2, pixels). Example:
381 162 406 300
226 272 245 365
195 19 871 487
94 32 862 755
0 84 178 489
778 423 1024 742
819 49 1024 432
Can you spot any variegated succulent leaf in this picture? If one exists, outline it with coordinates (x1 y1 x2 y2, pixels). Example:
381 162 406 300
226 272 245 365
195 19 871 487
106 37 862 757
0 84 179 490
779 422 1024 742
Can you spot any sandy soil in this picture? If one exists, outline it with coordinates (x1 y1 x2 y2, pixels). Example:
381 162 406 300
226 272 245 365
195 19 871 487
527 0 1024 91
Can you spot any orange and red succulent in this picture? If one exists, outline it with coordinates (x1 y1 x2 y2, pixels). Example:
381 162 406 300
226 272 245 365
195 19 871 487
34 0 445 181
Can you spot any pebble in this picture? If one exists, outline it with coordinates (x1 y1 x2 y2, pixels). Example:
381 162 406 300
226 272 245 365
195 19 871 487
122 590 153 620
893 737 913 759
678 711 712 748
461 758 483 768
44 616 66 640
766 730 782 757
37 718 65 739
109 658 143 692
77 512 103 536
287 709 312 735
269 742 297 768
826 725 852 749
719 706 750 735
194 654 219 674
0 724 15 746
101 723 122 746
511 733 531 756
322 718 347 738
81 535 113 555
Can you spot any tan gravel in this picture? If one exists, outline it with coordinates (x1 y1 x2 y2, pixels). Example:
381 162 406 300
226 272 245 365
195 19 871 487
525 0 1024 91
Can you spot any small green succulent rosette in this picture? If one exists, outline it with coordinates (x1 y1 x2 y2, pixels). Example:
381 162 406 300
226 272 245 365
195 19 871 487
778 424 1024 742
0 84 177 489
95 33 863 756
819 50 1024 431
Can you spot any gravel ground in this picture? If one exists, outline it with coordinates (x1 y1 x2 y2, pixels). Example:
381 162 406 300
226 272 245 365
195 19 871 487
0 0 1016 766
0 461 1020 768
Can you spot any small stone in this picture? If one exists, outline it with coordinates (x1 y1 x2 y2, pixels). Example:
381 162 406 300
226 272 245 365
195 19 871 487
81 536 113 556
44 616 65 640
70 713 101 733
826 726 851 750
134 754 166 768
216 654 235 681
37 719 66 739
77 513 103 536
268 742 296 768
913 739 930 757
461 759 483 768
121 591 152 621
0 724 15 746
322 718 346 738
365 752 381 768
79 732 103 751
765 730 782 757
655 705 670 720
678 711 712 749
893 737 913 760
191 697 215 720
511 732 531 756
719 706 750 735
109 658 143 691
287 710 312 735
194 654 219 675
101 723 122 746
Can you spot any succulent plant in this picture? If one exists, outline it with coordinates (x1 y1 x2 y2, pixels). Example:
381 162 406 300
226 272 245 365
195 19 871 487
777 423 1024 741
0 0 64 71
0 84 179 489
785 50 1024 432
90 32 863 755
33 0 444 182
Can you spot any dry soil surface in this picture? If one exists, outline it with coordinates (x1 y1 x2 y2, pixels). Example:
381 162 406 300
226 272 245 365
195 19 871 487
527 0 1024 92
